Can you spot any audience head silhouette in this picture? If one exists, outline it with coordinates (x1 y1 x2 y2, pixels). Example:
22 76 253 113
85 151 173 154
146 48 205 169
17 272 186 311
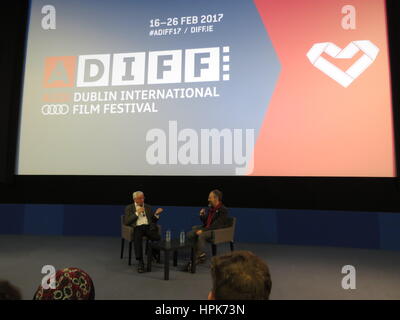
209 250 272 300
0 280 21 300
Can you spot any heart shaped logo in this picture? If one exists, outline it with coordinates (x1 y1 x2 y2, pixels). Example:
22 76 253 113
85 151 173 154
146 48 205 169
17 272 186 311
306 40 379 88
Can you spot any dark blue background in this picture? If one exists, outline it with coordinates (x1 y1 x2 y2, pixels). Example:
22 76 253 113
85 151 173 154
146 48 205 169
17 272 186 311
1 203 399 251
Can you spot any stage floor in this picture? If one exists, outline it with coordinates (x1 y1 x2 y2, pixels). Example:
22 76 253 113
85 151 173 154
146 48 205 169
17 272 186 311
1 235 399 300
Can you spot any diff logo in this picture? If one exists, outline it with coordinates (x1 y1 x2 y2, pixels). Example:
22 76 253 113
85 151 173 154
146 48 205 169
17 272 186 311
44 46 230 88
43 56 76 88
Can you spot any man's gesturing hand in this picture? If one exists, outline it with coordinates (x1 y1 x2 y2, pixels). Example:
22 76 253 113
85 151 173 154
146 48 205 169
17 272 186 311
155 208 163 215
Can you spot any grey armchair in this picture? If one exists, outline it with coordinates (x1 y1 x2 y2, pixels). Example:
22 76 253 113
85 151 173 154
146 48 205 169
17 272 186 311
120 215 161 265
204 216 236 256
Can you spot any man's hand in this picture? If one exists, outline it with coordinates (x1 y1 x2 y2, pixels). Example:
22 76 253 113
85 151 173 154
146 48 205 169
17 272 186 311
196 230 203 236
137 206 145 214
199 208 205 216
155 208 163 215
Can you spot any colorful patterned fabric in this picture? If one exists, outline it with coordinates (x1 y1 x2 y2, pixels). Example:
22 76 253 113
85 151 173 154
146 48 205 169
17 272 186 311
33 267 95 300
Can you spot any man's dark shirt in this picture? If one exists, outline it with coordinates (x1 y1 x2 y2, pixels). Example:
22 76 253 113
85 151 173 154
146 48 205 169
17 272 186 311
200 204 230 231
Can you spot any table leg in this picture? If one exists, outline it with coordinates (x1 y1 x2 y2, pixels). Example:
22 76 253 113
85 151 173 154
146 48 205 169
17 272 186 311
147 245 152 272
190 247 196 273
164 250 170 280
173 250 178 267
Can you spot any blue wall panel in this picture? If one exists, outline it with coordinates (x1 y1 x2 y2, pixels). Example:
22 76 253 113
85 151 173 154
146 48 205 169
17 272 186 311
0 203 400 251
63 205 122 236
277 210 380 249
230 208 278 243
23 204 64 235
379 212 400 251
0 204 25 234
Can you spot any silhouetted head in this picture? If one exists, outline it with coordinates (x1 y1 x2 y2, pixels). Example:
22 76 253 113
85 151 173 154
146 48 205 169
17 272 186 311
209 251 272 300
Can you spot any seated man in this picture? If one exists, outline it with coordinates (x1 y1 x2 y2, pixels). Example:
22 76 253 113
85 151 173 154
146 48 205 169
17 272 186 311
185 189 229 269
208 251 272 300
124 191 163 273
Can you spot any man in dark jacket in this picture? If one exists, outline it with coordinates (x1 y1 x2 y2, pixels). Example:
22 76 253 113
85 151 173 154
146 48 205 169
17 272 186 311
124 191 163 273
186 189 230 268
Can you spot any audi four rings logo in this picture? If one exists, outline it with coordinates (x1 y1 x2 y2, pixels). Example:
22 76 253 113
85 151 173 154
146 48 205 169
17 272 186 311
41 104 69 115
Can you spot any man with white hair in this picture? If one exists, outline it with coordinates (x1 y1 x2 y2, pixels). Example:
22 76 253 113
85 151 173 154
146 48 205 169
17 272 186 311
124 191 164 273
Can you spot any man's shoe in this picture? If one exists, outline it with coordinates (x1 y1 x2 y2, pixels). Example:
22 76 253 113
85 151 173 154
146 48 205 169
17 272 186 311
182 261 192 272
196 252 206 264
137 261 145 273
180 252 206 272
